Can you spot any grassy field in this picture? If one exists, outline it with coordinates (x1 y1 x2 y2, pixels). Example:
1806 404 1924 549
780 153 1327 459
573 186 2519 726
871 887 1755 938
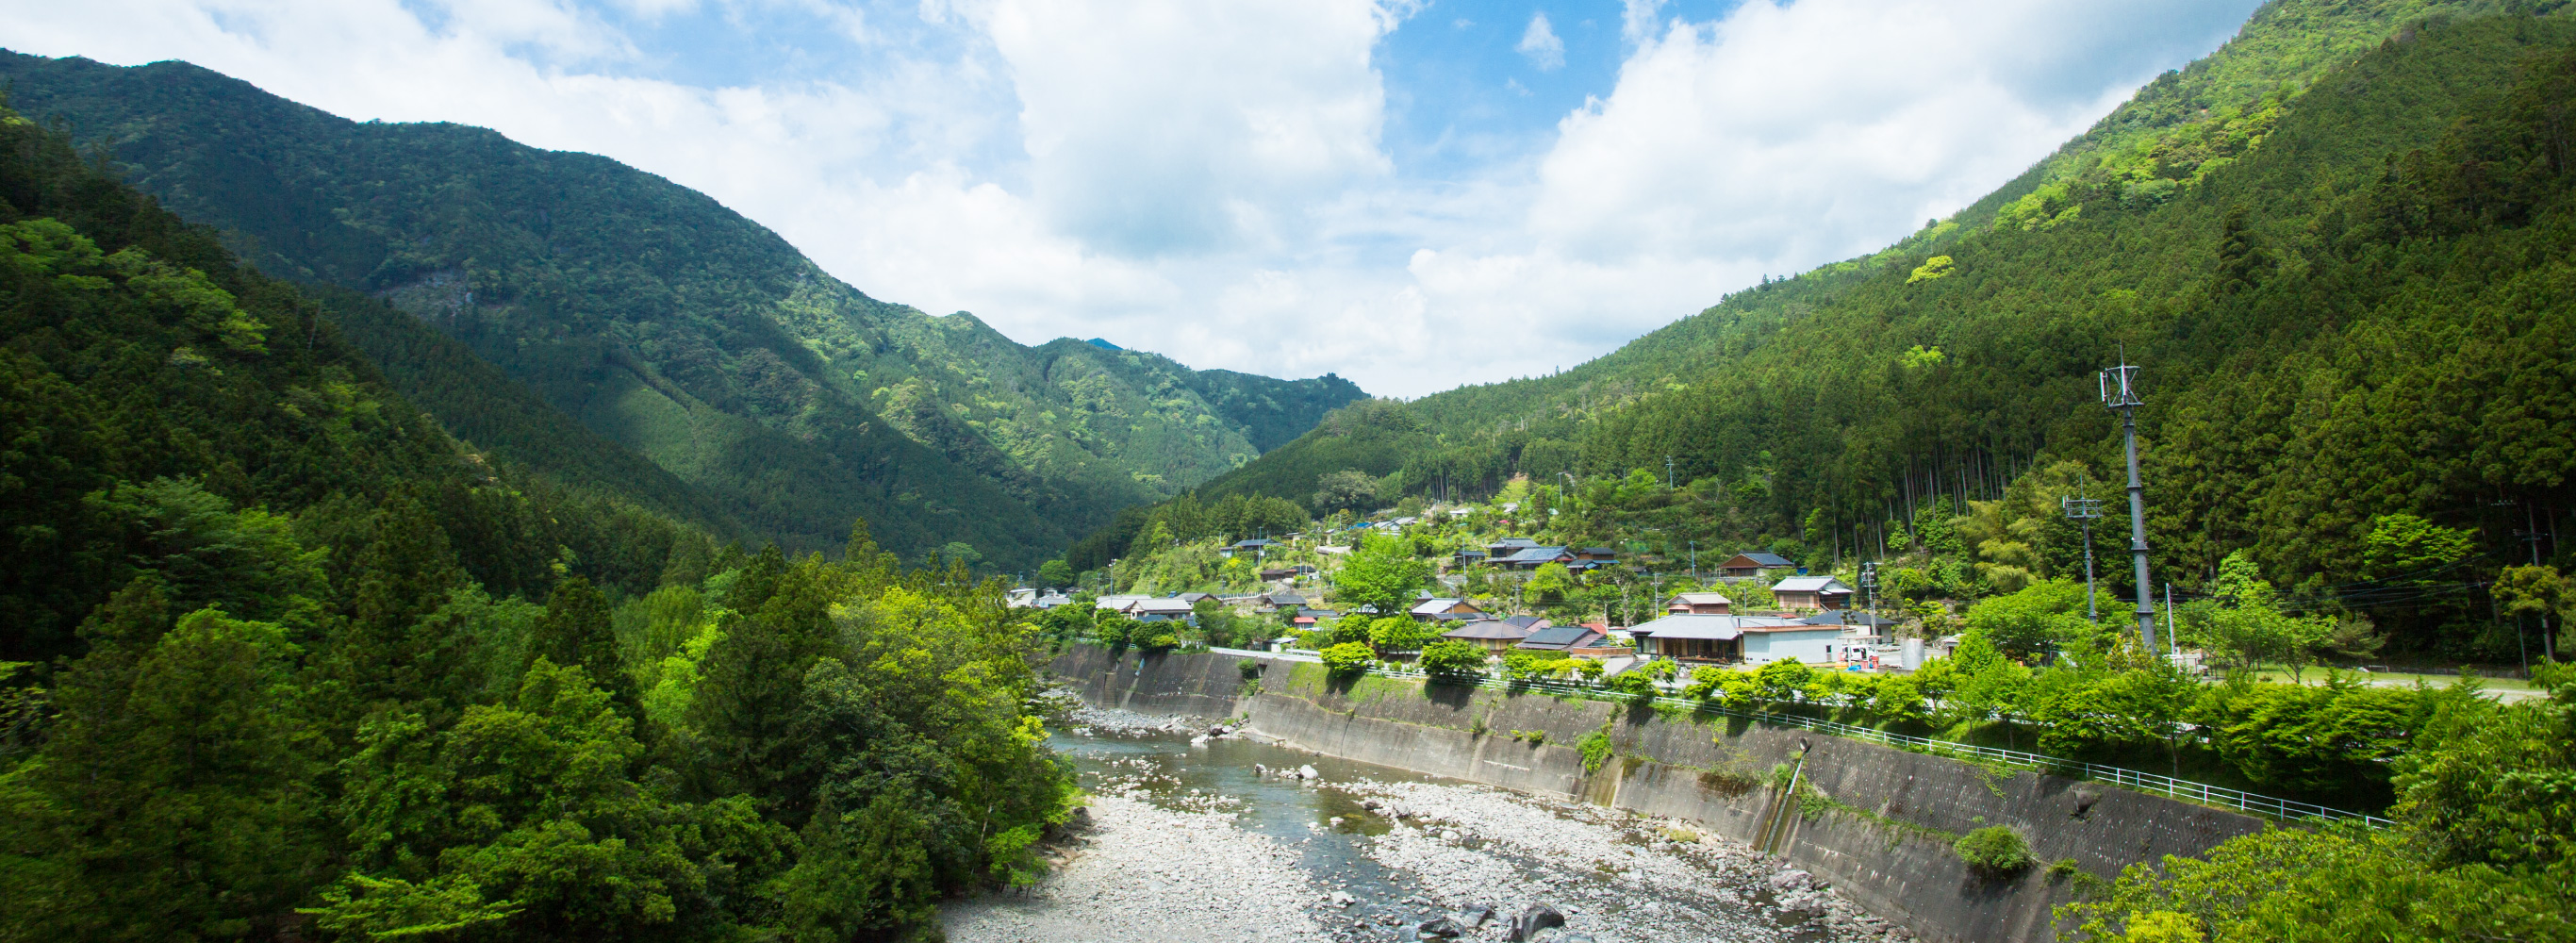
2246 668 2540 693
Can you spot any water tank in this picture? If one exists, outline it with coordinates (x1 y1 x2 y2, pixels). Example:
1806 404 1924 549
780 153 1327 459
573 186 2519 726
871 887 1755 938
1900 637 1924 670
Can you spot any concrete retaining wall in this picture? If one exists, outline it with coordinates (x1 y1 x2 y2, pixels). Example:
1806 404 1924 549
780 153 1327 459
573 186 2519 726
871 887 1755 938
1047 647 2262 943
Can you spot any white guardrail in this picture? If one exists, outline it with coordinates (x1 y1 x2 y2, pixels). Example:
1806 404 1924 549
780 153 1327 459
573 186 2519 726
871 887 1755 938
1199 647 2393 828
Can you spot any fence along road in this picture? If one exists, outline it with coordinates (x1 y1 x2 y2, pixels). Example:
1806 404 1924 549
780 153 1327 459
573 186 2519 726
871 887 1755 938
1199 646 2394 828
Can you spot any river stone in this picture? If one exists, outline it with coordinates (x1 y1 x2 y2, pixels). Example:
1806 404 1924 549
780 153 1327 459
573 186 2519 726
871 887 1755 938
1415 917 1465 938
1507 904 1565 941
1768 869 1813 891
1458 906 1496 928
1298 765 1320 780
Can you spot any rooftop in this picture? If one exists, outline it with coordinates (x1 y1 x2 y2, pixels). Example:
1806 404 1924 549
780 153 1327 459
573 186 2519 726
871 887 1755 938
1771 575 1852 592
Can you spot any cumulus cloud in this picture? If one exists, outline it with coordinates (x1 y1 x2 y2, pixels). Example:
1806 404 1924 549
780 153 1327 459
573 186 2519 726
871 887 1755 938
1515 12 1563 72
0 0 2257 397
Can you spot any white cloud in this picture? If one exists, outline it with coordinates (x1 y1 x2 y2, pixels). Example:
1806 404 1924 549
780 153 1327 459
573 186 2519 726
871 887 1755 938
0 0 2258 398
1516 11 1563 72
965 0 1395 256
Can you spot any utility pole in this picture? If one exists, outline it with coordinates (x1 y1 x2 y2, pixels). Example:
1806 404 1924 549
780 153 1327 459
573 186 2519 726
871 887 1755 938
2062 477 2102 622
2102 355 2156 653
1688 540 1698 583
1858 561 1879 624
2165 583 2179 663
1665 455 1676 490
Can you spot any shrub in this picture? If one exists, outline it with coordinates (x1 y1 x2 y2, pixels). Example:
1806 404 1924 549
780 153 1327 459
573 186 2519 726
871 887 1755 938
1577 730 1614 774
1318 642 1374 677
1418 640 1489 678
1609 670 1659 703
1237 658 1263 680
1954 825 2034 876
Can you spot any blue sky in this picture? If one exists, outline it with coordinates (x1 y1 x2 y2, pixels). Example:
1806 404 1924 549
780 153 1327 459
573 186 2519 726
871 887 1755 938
7 0 2263 395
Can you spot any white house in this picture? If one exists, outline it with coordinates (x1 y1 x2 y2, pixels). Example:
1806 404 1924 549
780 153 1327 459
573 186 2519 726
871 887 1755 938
1770 575 1856 612
1627 613 1845 665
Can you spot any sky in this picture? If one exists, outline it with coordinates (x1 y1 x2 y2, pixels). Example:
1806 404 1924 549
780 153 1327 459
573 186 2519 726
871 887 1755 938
2 0 2265 397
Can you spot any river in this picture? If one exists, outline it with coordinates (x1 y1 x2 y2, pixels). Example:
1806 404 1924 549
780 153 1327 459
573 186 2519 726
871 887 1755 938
942 703 1912 943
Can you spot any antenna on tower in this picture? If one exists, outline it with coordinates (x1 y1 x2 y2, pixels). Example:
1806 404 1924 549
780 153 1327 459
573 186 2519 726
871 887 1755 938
2101 350 2155 653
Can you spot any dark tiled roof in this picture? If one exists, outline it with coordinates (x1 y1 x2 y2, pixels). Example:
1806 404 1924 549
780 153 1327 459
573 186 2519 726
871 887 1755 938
1729 552 1795 567
1443 620 1534 640
1517 625 1606 650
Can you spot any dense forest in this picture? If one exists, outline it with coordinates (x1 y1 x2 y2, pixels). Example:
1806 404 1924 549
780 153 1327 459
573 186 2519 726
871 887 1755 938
0 103 1070 940
0 51 1365 568
1080 1 2576 663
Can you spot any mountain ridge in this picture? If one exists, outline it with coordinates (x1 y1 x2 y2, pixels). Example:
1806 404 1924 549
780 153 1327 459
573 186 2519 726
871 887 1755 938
0 52 1363 566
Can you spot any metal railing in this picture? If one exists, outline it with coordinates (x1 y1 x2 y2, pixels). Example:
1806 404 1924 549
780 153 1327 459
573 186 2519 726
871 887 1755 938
1310 659 2393 828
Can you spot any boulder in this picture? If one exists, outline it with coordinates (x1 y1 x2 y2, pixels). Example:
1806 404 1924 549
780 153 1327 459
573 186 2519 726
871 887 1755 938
1415 918 1465 939
1507 904 1565 941
1298 764 1321 781
1458 905 1496 928
1767 869 1813 892
1329 891 1356 908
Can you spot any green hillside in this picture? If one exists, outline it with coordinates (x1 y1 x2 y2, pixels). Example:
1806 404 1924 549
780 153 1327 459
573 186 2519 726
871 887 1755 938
0 52 1364 566
1088 1 2576 662
0 103 1068 942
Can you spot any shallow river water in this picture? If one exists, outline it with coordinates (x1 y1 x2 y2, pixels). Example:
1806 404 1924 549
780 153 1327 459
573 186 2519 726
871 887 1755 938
941 705 1911 943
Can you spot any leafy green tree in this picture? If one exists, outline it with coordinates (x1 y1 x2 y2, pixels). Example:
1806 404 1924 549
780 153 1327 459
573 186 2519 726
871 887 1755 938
1318 641 1375 676
2193 674 2422 795
3 592 322 941
1525 562 1578 610
1367 615 1436 653
1332 535 1432 618
1036 558 1077 588
320 657 769 940
2357 514 2477 582
1963 578 2090 660
1313 470 1380 514
531 574 630 705
1418 639 1490 678
2493 565 2571 656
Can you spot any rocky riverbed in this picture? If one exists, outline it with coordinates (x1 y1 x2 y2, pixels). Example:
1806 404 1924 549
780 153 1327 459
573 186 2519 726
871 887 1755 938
944 703 1908 943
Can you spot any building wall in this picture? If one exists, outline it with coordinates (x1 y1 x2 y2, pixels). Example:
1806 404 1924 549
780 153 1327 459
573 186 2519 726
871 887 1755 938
1742 629 1841 663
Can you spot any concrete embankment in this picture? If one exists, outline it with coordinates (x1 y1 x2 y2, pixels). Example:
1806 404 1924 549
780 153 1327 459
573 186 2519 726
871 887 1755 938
1049 645 2262 943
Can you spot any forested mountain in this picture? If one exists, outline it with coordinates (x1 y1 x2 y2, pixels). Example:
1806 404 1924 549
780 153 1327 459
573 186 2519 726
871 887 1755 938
0 100 1069 941
1090 0 2576 661
0 52 1364 567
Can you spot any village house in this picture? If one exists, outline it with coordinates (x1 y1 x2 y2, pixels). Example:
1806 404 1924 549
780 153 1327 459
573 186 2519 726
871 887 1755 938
1514 623 1607 653
1716 552 1796 579
1439 619 1534 654
1032 590 1073 609
1492 545 1576 571
1220 538 1274 558
1005 587 1039 607
1664 591 1732 615
1487 538 1541 556
1410 597 1484 621
1126 598 1197 624
1771 575 1855 612
1626 613 1842 665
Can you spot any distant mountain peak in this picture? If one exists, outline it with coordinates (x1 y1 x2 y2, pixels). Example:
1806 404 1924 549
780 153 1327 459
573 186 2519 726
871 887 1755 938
1085 338 1122 351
